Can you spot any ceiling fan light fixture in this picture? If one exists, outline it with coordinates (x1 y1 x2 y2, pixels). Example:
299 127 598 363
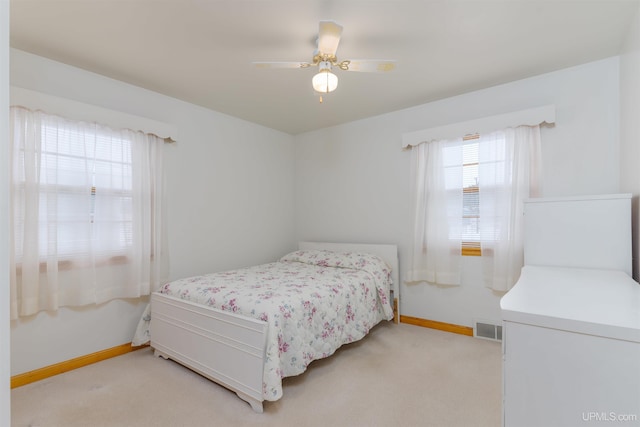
254 21 396 99
312 65 338 93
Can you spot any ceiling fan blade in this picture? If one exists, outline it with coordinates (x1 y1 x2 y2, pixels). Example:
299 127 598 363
253 61 310 69
317 21 343 56
341 59 396 73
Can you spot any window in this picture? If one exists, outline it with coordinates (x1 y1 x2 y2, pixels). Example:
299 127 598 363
441 133 511 256
33 123 133 261
461 135 481 255
439 134 483 256
10 107 167 318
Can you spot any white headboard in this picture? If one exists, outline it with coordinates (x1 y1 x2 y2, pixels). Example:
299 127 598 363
298 241 400 320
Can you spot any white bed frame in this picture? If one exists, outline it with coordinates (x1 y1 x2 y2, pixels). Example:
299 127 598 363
150 242 399 413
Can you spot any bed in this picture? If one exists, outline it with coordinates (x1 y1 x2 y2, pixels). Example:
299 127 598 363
137 241 399 413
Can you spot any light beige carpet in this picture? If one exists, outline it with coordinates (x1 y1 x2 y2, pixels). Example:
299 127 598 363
12 322 502 427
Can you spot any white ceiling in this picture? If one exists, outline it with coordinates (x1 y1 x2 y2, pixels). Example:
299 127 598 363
9 0 640 135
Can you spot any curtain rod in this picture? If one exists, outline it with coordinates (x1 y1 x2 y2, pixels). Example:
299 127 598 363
402 105 555 148
10 86 178 142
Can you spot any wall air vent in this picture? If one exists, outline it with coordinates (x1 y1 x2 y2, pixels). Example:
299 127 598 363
474 320 502 342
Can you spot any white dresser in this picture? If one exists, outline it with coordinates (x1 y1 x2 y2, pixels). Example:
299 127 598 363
501 194 640 427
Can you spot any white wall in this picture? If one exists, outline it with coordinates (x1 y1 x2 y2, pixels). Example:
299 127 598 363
294 58 622 327
9 49 296 375
1 1 11 424
620 3 640 280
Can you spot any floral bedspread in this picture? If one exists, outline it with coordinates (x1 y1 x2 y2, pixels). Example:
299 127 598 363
143 249 393 401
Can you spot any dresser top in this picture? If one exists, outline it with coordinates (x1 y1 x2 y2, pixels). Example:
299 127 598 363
501 266 640 342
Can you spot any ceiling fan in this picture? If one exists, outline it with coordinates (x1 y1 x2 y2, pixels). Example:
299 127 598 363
253 21 396 100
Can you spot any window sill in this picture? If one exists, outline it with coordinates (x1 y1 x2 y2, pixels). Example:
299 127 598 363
16 255 130 274
462 246 482 257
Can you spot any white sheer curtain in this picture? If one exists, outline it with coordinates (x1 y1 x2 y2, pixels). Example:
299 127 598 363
407 125 541 291
9 107 168 319
478 125 541 292
407 138 463 285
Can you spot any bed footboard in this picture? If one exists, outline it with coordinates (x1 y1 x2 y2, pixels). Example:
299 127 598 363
150 292 268 412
